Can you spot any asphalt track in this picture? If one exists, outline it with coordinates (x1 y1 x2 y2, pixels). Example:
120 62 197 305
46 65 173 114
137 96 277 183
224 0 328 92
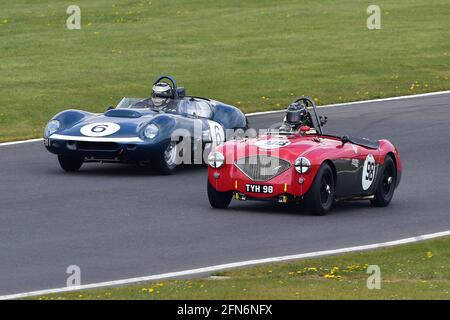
1 93 449 296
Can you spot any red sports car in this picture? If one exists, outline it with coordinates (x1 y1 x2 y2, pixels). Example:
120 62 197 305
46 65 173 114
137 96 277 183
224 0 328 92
207 97 402 215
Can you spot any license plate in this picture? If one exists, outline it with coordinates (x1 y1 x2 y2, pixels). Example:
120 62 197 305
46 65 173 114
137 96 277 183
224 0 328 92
245 184 273 194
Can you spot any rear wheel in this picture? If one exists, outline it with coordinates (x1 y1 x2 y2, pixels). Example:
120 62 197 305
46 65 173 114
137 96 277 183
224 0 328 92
207 180 232 209
154 141 178 175
58 155 83 172
371 155 396 207
304 163 335 216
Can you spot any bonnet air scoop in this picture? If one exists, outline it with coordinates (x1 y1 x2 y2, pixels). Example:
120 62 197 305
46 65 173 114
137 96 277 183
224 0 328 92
105 109 143 118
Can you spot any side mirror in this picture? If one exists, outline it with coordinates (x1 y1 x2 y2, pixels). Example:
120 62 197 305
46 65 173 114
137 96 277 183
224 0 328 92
176 87 186 99
320 116 328 126
106 105 114 111
341 135 350 145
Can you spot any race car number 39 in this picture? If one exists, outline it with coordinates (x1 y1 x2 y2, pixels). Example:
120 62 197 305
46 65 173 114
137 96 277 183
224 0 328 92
80 123 121 137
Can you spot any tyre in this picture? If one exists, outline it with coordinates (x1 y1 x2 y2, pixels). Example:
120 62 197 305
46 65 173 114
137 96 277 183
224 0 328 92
154 141 178 175
304 162 335 216
58 155 83 172
371 155 396 207
207 180 232 209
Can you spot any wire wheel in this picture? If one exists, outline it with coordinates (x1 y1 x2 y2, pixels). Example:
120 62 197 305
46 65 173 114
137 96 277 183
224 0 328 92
164 141 177 168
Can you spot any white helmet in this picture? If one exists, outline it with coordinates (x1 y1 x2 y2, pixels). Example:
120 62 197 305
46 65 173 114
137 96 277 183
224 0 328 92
151 82 173 106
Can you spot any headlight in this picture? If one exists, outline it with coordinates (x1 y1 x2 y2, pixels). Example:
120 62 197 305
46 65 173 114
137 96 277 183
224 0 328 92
295 157 311 174
208 151 225 168
44 120 60 138
144 124 159 139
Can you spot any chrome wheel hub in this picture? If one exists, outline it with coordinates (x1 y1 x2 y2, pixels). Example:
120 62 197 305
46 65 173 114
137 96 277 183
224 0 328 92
164 142 177 166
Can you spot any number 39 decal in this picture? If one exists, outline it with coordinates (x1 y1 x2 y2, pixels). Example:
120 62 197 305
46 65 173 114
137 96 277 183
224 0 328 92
362 154 376 190
80 123 121 137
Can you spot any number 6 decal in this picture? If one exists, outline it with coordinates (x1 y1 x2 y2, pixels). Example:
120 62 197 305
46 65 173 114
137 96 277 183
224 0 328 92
207 120 225 148
80 122 121 137
91 124 109 133
362 154 376 190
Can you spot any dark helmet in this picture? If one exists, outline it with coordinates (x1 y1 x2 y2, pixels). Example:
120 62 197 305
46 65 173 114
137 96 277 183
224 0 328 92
285 102 308 125
151 82 174 106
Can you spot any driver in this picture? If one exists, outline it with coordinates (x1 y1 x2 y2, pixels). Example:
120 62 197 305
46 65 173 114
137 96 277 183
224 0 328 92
151 82 174 107
132 81 177 110
279 102 313 133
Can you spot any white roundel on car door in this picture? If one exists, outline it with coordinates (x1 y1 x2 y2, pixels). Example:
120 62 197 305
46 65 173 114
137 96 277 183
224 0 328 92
80 123 121 137
207 120 225 146
362 154 376 190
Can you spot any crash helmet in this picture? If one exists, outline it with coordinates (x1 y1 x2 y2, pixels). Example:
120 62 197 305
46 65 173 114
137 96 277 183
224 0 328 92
151 82 173 106
285 102 308 126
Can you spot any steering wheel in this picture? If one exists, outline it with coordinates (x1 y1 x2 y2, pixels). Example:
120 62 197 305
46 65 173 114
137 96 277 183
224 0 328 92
293 96 315 108
292 96 325 135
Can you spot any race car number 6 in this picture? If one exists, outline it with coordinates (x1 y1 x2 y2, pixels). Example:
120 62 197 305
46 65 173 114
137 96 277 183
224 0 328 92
80 122 121 137
362 154 376 190
91 125 108 133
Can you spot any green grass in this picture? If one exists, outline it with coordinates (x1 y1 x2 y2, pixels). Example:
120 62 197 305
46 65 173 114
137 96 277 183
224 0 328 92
33 236 450 300
1 0 449 142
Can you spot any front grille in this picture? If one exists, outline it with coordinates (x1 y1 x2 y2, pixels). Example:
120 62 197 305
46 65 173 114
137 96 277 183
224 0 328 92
75 141 119 151
235 155 291 182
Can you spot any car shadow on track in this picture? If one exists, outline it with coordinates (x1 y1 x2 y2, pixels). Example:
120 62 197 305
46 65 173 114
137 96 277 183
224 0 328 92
226 200 381 217
47 163 208 177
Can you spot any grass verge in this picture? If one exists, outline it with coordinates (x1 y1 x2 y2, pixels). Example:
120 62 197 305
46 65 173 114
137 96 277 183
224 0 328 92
32 236 450 300
0 0 449 142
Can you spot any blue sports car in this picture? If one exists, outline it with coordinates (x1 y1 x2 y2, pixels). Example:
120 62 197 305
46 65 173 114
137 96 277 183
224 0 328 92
44 75 248 174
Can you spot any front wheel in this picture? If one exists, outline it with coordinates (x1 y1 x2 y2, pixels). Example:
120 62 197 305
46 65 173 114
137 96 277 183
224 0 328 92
304 163 335 216
58 155 83 172
207 180 233 209
371 155 396 207
154 141 178 175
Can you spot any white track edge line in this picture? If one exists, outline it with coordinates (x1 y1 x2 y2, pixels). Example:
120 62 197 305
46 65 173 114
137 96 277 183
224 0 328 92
246 90 450 116
0 138 43 147
1 230 449 300
1 90 449 147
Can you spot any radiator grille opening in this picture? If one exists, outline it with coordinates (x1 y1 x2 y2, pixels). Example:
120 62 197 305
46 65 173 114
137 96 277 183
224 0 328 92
235 155 291 181
75 141 119 151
